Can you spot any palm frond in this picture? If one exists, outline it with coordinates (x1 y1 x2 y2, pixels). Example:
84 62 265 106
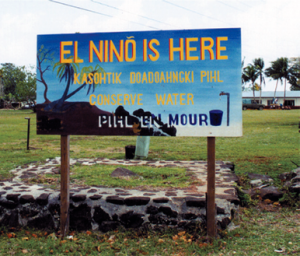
95 64 105 73
72 62 80 74
52 61 61 72
57 65 65 79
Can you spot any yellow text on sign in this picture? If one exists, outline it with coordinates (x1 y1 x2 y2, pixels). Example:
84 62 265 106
200 71 223 83
155 93 194 105
89 94 143 106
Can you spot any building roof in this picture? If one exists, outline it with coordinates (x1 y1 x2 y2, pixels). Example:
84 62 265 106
242 91 300 98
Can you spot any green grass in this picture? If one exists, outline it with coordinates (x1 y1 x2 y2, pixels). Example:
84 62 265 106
30 164 193 189
70 164 191 189
0 109 299 181
0 109 300 255
0 207 299 255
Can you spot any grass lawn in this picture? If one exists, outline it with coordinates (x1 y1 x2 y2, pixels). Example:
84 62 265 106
0 207 299 255
0 109 299 182
69 164 192 189
0 108 299 255
26 164 193 190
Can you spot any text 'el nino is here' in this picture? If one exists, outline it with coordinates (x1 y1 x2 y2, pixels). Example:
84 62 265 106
60 37 229 63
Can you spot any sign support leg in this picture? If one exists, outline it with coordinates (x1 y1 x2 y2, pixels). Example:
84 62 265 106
60 135 70 238
207 136 216 238
25 117 30 150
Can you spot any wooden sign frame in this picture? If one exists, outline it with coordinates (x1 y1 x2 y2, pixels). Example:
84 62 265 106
60 135 70 237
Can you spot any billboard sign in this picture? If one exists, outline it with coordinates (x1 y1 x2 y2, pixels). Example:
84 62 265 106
36 28 242 137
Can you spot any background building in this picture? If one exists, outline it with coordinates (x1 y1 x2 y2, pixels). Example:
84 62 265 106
242 91 300 108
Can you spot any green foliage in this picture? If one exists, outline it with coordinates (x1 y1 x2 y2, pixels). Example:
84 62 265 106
266 57 300 96
242 64 258 86
15 66 36 102
37 44 55 66
235 186 255 207
253 58 266 89
289 57 300 90
0 63 19 99
0 63 36 102
53 58 79 82
79 64 105 95
279 190 300 207
80 64 105 78
242 64 259 98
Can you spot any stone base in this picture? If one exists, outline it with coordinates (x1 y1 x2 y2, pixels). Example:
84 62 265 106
0 158 239 232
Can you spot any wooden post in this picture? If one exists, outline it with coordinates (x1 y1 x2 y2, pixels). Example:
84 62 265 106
207 136 216 238
25 118 30 150
60 135 70 238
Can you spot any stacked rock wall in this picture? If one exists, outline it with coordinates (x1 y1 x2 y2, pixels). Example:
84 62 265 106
0 158 240 232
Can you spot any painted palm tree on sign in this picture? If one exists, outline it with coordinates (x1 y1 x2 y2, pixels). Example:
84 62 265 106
44 58 79 111
53 58 80 102
44 60 105 111
66 64 105 100
242 64 258 102
253 58 265 103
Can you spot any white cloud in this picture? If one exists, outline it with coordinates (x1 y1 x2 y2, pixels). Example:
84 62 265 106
0 12 39 65
237 0 300 62
0 0 299 91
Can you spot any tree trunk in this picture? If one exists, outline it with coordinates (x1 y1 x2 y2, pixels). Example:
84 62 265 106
38 71 50 104
66 82 87 100
259 76 262 104
259 84 262 104
43 82 50 104
44 68 71 112
274 80 278 99
37 55 51 104
61 70 71 103
252 82 256 102
66 71 96 100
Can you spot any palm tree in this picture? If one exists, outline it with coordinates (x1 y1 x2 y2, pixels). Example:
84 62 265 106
289 58 300 90
266 58 299 106
279 58 300 104
265 60 282 100
277 58 289 105
242 64 258 102
253 58 265 103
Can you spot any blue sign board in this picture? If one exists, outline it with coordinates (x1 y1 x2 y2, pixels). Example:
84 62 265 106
36 28 242 137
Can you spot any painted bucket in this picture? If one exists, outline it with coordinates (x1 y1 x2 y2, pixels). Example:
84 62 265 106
209 110 223 126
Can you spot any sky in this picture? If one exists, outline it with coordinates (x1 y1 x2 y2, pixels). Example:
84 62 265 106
0 0 299 92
